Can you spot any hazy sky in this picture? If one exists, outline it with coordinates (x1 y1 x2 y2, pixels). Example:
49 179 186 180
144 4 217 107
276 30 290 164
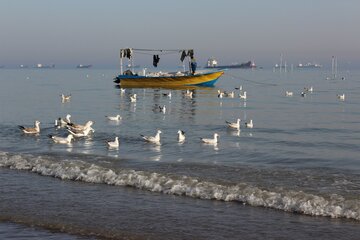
1 0 359 68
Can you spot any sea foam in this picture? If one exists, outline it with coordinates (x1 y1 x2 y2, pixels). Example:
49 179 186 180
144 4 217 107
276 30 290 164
1 151 359 220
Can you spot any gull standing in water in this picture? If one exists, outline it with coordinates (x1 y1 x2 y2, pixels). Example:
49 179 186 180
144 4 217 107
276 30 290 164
130 94 137 102
48 134 74 144
18 120 40 134
107 137 119 148
239 91 247 100
67 120 94 132
184 90 193 98
245 119 254 128
141 130 162 144
226 118 241 130
61 94 71 102
177 130 186 142
200 133 219 144
105 114 122 121
55 114 72 128
159 105 166 114
285 91 293 97
67 127 93 137
337 94 345 101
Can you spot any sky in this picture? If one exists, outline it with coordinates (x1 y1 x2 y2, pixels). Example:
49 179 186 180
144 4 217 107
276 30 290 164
0 0 359 69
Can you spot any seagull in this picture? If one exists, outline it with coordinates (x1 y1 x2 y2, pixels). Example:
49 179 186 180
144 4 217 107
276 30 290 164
48 134 74 144
141 130 162 144
177 130 186 142
163 92 172 98
67 127 93 137
337 94 345 101
184 90 193 98
235 85 243 91
225 91 235 98
226 118 241 130
105 114 121 121
18 120 41 134
200 133 219 144
285 91 293 96
304 86 313 93
67 120 94 132
61 94 71 102
218 92 224 98
301 91 306 97
120 88 126 93
159 105 166 114
55 114 71 128
245 119 253 128
107 137 119 148
239 91 247 100
130 93 137 102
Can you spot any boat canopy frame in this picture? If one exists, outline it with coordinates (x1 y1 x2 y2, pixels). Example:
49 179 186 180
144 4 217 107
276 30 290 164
119 48 195 75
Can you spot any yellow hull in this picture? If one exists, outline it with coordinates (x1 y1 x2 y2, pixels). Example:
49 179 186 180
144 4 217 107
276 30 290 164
116 70 224 88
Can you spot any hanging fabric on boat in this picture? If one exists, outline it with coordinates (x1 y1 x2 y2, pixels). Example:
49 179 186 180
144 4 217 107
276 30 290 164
187 49 194 58
180 50 187 62
153 55 160 67
120 48 132 59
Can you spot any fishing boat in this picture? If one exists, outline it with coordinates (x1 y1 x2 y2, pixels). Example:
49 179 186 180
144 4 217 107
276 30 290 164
113 48 224 88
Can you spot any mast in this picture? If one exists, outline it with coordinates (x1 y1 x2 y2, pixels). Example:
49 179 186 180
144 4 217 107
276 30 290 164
120 50 123 75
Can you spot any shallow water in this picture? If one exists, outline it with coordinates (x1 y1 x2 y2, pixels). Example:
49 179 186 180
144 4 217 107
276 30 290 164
0 68 359 239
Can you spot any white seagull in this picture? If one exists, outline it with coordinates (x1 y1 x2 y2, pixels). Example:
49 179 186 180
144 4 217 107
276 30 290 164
61 94 71 102
177 130 186 142
285 91 293 96
235 85 243 91
201 133 219 144
55 114 72 128
301 91 306 97
304 86 313 93
48 134 74 144
185 90 193 98
130 94 137 102
106 114 122 121
159 105 166 114
337 94 345 101
239 91 247 100
67 127 93 137
18 120 41 134
67 120 94 132
107 137 119 148
245 119 254 128
163 92 172 98
141 130 162 144
226 118 241 130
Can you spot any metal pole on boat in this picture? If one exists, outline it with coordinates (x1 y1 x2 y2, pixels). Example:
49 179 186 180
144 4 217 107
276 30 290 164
120 50 123 75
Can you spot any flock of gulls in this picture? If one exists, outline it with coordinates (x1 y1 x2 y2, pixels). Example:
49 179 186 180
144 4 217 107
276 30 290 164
18 83 345 149
17 88 254 149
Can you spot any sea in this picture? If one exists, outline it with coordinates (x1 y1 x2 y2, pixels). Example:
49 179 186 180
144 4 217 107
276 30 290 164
0 67 359 239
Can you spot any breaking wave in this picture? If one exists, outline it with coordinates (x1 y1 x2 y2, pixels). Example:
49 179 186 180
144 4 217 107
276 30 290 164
1 151 359 220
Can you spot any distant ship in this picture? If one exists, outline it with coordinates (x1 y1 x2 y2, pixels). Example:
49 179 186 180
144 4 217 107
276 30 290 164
297 62 322 69
34 64 55 68
205 57 256 69
76 64 92 68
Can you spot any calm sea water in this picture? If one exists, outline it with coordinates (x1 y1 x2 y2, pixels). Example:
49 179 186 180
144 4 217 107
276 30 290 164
0 68 359 239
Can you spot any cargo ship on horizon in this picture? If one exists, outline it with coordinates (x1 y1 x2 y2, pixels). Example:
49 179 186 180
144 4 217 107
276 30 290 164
205 57 256 69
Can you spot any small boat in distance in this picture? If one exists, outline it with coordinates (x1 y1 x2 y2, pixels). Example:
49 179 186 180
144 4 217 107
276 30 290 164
114 48 224 88
77 64 92 68
297 62 322 69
